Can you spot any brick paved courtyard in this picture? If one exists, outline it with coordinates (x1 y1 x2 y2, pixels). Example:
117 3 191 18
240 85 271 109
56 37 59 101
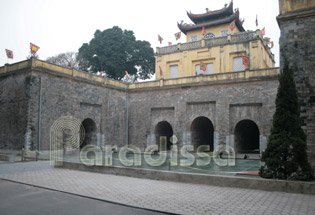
0 161 315 215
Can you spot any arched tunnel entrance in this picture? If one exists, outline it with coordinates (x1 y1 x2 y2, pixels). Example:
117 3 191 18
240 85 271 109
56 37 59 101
155 121 173 151
190 116 214 152
234 120 260 154
80 118 97 149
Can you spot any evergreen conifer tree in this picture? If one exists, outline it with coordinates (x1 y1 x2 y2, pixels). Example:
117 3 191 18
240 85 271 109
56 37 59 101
259 58 314 181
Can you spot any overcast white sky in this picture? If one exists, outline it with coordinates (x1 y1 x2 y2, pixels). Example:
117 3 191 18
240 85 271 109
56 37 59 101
0 0 280 68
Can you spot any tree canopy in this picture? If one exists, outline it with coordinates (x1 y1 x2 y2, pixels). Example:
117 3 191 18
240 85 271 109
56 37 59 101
259 58 314 181
46 52 88 71
78 26 155 80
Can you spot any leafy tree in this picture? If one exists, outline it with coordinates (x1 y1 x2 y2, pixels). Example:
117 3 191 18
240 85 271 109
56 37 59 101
259 58 314 181
78 26 155 80
46 52 89 71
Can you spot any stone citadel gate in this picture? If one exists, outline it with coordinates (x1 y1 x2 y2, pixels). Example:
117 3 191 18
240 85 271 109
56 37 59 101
0 58 279 158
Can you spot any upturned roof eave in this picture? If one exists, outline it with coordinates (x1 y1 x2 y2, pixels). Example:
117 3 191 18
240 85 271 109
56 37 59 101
178 10 244 35
187 1 233 24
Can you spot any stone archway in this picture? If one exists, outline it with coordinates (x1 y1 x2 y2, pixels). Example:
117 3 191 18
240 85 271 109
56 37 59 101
190 116 214 152
80 118 97 149
234 119 260 154
155 121 173 151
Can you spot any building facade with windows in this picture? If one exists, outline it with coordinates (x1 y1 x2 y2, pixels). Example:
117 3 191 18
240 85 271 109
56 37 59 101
155 1 275 79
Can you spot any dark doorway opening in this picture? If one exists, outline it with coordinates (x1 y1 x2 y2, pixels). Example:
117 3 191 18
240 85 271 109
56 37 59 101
234 120 260 154
155 121 173 151
80 118 97 149
190 116 214 152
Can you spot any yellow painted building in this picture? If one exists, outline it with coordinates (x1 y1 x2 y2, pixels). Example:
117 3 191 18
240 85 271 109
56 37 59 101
279 0 315 14
155 1 275 79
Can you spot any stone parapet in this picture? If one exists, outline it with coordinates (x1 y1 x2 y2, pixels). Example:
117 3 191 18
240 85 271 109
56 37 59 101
156 31 275 62
0 58 279 92
128 68 280 91
0 58 127 90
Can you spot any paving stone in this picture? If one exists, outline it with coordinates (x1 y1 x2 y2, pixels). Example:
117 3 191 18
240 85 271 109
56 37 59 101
0 161 315 215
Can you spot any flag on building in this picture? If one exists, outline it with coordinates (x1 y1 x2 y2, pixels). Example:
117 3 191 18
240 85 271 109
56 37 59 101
202 26 206 36
261 27 265 36
200 62 207 72
168 42 172 46
125 71 129 79
67 61 72 68
264 37 271 44
175 32 181 40
30 43 40 54
5 49 13 59
229 20 236 31
158 35 163 44
242 56 249 66
255 15 258 27
159 66 163 77
270 41 274 48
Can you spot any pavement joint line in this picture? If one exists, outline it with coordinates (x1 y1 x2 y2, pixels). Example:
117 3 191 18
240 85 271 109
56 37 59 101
0 178 179 215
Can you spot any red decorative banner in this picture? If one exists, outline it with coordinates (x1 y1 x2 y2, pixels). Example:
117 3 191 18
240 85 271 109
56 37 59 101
261 27 265 36
256 15 258 27
264 37 271 44
5 49 13 59
242 56 249 66
200 62 207 72
175 32 181 40
125 70 129 79
67 61 72 68
229 20 236 31
158 35 163 44
159 66 163 76
30 43 40 54
202 26 206 36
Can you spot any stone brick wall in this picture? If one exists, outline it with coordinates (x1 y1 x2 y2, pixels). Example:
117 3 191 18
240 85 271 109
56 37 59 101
0 71 30 150
0 67 127 151
128 79 278 152
36 72 127 150
0 60 279 156
278 8 315 165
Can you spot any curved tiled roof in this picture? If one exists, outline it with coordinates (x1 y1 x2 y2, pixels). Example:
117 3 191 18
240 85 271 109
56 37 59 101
187 1 234 24
178 10 245 35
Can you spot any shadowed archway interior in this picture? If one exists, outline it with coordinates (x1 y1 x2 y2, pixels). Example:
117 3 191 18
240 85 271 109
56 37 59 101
80 118 97 149
190 116 214 152
155 121 173 151
234 119 260 154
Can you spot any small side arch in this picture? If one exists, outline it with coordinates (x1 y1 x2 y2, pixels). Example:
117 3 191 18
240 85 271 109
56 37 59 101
154 121 173 151
234 119 260 154
80 118 97 149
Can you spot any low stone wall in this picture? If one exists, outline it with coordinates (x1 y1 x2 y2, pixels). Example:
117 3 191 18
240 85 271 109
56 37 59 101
57 161 315 195
0 153 15 162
